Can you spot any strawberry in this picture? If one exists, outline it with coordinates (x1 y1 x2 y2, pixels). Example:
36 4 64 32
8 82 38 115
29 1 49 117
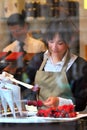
27 100 43 107
68 112 77 118
27 100 34 105
37 100 43 107
32 101 37 106
36 104 77 118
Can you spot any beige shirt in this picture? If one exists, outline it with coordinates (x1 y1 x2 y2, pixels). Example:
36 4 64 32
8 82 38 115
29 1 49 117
24 34 47 53
3 34 47 53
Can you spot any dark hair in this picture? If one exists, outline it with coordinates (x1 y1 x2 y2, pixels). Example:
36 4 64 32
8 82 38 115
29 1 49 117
7 11 26 26
44 20 74 47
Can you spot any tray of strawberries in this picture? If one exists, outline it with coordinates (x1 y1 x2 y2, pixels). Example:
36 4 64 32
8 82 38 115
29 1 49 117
26 100 87 122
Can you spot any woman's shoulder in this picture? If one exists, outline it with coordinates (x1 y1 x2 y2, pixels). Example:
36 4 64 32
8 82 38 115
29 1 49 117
69 55 87 76
74 56 87 65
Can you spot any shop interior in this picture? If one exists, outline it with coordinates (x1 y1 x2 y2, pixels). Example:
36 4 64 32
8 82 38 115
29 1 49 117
0 0 86 128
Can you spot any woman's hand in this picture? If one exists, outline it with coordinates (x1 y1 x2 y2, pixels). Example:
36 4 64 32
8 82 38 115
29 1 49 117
43 96 59 108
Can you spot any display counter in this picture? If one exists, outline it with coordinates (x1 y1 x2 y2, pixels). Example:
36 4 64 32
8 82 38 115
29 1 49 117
0 117 83 130
0 113 87 130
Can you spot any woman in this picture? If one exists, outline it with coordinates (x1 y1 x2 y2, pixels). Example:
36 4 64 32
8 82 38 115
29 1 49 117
27 21 87 111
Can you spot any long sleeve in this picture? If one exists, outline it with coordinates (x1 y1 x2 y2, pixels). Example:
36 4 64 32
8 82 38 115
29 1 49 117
67 57 87 111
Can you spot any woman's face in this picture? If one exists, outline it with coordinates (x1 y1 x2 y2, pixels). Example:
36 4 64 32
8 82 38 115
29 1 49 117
48 34 68 56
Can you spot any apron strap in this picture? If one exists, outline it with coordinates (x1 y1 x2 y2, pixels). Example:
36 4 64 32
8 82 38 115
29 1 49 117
39 57 48 71
61 49 71 71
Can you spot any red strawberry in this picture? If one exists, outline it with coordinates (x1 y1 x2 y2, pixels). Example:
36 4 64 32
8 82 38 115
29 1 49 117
68 112 77 118
37 109 45 116
27 100 33 105
32 101 37 106
37 100 43 107
27 100 43 107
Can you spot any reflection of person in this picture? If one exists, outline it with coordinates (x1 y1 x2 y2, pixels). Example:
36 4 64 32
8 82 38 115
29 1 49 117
3 13 47 53
26 21 87 111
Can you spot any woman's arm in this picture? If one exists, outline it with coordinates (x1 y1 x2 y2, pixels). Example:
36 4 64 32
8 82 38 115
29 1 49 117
67 57 87 111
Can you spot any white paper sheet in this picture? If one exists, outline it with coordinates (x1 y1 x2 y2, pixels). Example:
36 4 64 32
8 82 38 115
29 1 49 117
5 83 22 116
0 88 16 117
0 91 7 116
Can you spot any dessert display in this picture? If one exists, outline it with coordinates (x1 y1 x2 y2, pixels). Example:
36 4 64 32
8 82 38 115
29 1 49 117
26 100 77 118
26 84 77 118
37 104 77 118
0 71 79 120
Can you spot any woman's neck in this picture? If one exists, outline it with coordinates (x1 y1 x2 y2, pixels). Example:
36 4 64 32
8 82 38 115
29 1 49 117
50 52 67 64
50 54 63 64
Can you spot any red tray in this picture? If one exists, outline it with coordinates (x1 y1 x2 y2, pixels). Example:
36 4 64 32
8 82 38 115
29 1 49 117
5 52 23 61
0 52 8 60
